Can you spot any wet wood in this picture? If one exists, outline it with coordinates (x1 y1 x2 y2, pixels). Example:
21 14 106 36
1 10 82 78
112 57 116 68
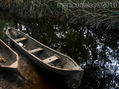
29 48 43 53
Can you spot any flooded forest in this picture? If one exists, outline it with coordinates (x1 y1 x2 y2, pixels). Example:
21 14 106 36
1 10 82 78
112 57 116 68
0 0 119 89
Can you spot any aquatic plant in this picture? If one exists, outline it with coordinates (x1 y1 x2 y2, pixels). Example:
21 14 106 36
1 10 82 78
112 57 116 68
0 0 119 31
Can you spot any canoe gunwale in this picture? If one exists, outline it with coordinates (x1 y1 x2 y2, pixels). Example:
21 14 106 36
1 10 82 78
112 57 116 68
5 27 83 72
0 39 19 69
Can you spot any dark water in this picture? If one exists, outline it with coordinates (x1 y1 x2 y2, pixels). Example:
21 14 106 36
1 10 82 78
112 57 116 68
0 11 119 89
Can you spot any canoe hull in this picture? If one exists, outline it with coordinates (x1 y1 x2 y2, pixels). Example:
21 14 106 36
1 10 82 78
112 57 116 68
0 40 19 70
6 28 83 88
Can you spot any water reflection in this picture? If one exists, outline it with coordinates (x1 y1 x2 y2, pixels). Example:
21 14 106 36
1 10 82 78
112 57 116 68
0 11 119 89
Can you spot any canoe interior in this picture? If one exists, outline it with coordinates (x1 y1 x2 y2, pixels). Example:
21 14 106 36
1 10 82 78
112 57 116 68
7 29 78 70
0 40 17 66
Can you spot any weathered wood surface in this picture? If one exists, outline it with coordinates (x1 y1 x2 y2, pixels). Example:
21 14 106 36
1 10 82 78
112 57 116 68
15 37 27 42
43 55 59 64
28 48 43 53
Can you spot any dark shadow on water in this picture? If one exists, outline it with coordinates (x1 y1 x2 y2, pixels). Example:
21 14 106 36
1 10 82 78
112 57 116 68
0 69 24 87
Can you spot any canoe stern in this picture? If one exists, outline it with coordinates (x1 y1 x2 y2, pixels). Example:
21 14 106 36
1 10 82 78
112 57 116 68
61 69 83 88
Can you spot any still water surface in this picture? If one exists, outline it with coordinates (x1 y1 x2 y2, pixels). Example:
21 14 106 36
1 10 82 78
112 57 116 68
0 11 119 89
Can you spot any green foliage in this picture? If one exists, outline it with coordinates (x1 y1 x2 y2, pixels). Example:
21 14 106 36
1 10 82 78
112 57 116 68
0 20 6 40
0 12 14 39
0 0 118 30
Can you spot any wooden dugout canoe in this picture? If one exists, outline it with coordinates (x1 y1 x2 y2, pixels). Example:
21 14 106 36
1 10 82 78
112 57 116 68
5 27 83 87
0 39 19 70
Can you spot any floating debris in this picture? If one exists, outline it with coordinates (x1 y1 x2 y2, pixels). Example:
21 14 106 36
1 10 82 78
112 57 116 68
0 56 6 62
18 42 23 47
